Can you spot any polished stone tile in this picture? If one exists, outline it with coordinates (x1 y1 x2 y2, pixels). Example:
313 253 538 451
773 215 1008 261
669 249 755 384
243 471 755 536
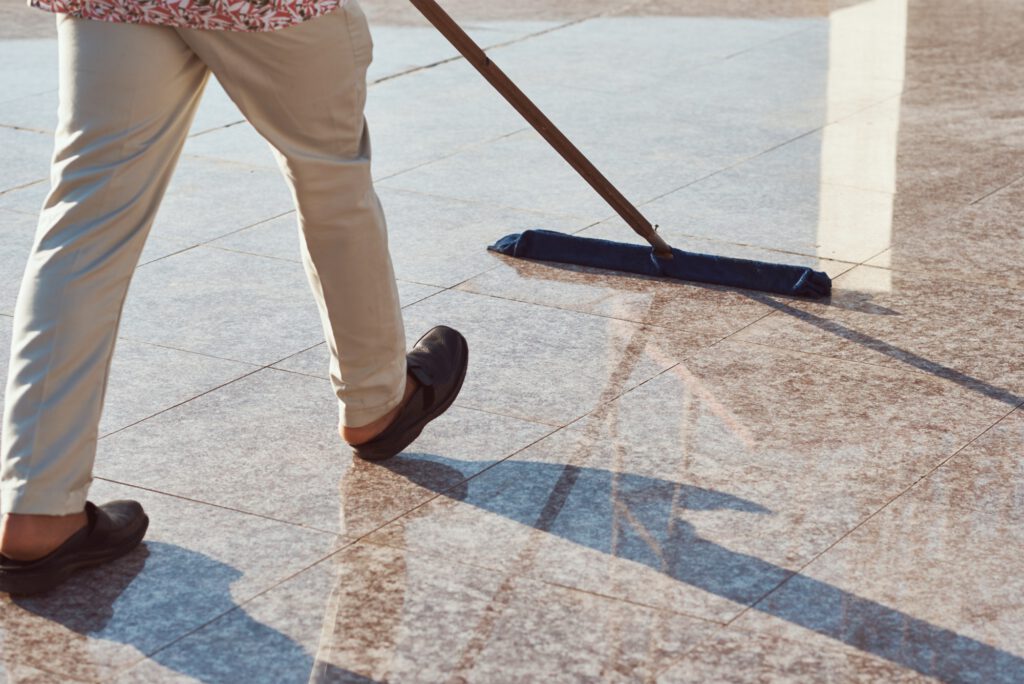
817 98 903 194
398 289 716 425
99 340 257 437
732 265 1024 400
901 0 1024 91
912 408 1023 522
0 39 58 103
617 127 900 263
0 127 51 194
97 367 553 535
0 181 48 216
2 4 1021 681
380 98 819 227
212 187 581 288
868 177 1024 289
134 236 195 266
148 153 295 248
119 246 324 366
113 558 338 684
120 542 721 683
0 51 240 137
0 90 59 134
893 89 1024 207
365 20 562 84
730 494 1024 682
641 1 833 18
366 341 1010 621
0 662 68 683
0 153 295 248
656 627 937 683
0 2 57 39
362 0 614 25
205 212 301 259
181 122 277 170
647 21 902 127
478 16 810 96
366 59 529 180
0 479 337 682
380 129 629 222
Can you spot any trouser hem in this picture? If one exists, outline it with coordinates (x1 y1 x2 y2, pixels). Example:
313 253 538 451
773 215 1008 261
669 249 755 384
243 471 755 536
338 372 407 429
0 483 91 516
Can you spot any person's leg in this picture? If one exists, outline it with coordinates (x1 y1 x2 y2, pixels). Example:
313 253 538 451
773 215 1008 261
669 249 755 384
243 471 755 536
0 16 210 559
175 2 412 442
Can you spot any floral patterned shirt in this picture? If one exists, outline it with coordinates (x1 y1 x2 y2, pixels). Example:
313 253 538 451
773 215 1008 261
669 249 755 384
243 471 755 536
28 0 345 32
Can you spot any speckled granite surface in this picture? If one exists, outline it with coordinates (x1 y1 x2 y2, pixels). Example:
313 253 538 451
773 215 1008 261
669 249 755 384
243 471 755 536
1 0 1022 680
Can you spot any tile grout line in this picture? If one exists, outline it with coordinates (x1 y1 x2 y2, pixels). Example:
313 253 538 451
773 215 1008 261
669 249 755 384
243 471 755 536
366 5 632 88
360 532 732 625
135 208 298 269
970 169 1024 206
0 177 47 197
720 20 825 62
97 367 264 443
92 476 343 537
721 399 1023 625
115 540 357 677
105 336 269 369
127 414 578 671
0 123 51 135
432 284 729 338
97 337 335 442
647 400 1024 680
372 127 531 184
728 333 1022 407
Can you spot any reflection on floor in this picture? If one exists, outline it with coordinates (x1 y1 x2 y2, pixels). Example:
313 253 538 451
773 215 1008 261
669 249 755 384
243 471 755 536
0 0 1022 681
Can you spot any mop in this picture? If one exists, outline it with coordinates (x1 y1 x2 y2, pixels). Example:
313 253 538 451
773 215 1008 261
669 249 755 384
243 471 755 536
408 0 832 299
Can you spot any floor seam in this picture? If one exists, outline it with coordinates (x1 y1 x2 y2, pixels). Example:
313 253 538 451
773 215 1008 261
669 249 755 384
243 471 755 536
720 400 1024 632
368 15 599 87
93 476 342 537
727 336 1022 407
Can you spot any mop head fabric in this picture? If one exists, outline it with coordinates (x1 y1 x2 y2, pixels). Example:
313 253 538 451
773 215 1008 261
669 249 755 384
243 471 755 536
489 230 832 299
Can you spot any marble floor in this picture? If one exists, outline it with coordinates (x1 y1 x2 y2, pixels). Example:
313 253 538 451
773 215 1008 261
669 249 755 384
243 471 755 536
1 0 1022 681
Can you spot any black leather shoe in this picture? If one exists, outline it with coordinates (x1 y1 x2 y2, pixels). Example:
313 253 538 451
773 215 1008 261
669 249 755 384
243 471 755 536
0 500 149 595
351 325 469 462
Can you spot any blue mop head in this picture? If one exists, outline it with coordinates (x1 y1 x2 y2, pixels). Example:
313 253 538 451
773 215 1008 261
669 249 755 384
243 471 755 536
488 230 832 299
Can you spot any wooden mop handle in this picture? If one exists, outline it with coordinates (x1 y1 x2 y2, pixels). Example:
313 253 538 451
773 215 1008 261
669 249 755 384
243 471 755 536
406 0 675 259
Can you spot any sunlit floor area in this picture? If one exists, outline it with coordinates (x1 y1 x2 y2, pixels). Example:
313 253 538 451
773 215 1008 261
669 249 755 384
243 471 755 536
1 0 1022 681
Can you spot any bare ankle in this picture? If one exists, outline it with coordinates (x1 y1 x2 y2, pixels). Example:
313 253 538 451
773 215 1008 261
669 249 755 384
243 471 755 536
340 373 420 445
0 511 89 561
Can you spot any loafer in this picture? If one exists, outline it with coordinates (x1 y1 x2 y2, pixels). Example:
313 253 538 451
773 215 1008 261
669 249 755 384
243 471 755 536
0 500 149 596
352 325 469 462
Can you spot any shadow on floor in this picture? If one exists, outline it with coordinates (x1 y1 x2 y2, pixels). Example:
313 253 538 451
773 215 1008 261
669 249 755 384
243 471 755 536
498 256 1023 408
2 542 379 683
743 291 1024 408
384 454 1024 684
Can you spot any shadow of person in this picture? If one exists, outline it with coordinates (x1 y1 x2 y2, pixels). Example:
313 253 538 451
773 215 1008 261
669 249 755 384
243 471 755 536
378 454 1024 684
1 540 373 683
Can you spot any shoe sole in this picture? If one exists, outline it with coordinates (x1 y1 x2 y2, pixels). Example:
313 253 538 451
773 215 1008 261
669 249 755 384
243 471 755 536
0 515 149 596
354 331 469 462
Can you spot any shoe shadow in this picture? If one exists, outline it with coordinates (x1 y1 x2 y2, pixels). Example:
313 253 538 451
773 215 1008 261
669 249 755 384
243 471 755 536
1 541 380 683
382 454 1024 684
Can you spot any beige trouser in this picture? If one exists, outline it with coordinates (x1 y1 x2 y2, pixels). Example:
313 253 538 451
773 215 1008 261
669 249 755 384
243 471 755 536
0 3 409 516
